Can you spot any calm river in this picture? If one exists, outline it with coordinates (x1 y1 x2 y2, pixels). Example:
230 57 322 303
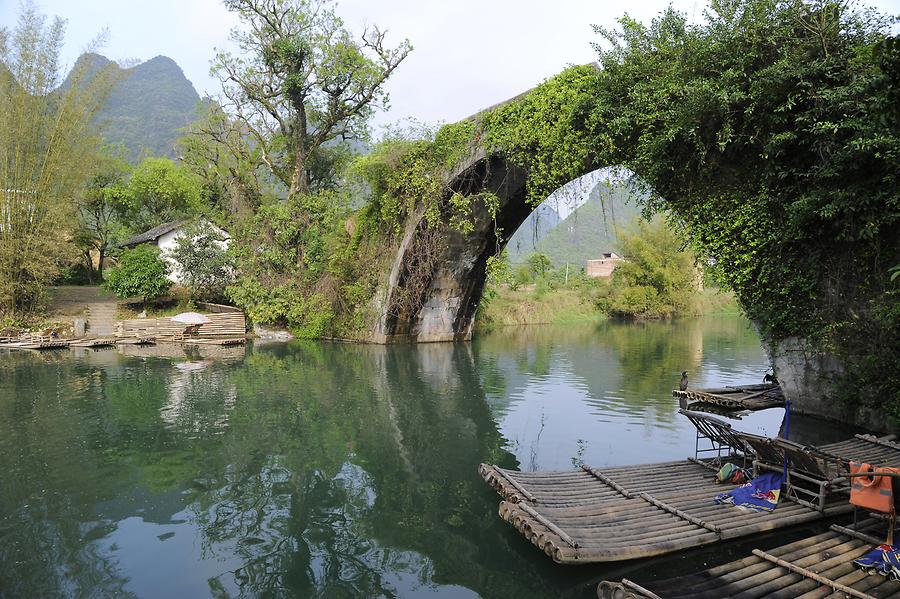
0 316 845 598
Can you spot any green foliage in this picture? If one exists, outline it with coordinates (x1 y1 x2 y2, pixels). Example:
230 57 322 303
168 222 234 301
599 217 699 318
349 121 484 233
122 157 204 232
224 190 378 337
213 0 411 196
526 253 552 279
75 146 132 280
481 65 603 206
0 4 116 315
103 245 171 299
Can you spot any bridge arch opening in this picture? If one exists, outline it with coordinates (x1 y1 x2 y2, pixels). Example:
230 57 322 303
374 155 651 343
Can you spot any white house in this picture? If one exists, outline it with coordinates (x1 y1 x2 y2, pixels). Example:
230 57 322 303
119 219 230 285
586 252 624 278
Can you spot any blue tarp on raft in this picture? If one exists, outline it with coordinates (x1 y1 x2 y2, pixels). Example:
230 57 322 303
715 472 784 512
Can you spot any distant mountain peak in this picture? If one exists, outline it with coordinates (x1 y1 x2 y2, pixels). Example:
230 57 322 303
69 53 202 160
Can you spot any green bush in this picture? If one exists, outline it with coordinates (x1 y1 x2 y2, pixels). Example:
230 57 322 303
603 216 699 319
103 245 171 299
168 222 233 301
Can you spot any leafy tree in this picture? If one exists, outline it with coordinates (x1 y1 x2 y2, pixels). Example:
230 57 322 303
168 221 234 300
526 253 552 279
75 147 131 281
179 103 266 216
225 192 344 336
0 3 116 314
122 157 203 232
602 216 699 318
212 0 411 197
103 245 171 299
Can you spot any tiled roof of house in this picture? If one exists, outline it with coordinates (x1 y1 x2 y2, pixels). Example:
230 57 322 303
119 220 185 248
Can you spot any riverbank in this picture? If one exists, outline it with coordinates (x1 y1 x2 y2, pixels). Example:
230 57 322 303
476 285 740 329
476 287 603 328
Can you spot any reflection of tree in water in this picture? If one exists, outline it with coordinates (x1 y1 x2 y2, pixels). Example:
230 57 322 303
0 352 135 596
178 342 566 597
0 340 595 598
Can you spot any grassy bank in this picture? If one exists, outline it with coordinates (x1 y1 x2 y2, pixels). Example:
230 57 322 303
476 286 604 329
699 287 741 315
476 285 741 330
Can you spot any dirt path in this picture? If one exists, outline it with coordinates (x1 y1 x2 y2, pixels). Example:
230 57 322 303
48 286 118 336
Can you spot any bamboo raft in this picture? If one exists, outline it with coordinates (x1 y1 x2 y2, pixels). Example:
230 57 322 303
673 383 785 411
597 519 899 599
480 434 900 565
116 312 246 339
69 337 117 348
480 459 851 564
115 336 156 345
178 337 246 346
2 338 70 350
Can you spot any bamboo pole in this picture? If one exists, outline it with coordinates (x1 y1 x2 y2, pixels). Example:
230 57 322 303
750 549 876 599
621 579 662 599
518 503 578 548
637 492 721 534
830 523 886 546
492 468 537 502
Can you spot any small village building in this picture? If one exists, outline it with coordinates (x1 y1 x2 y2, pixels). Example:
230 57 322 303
586 252 624 278
119 219 230 285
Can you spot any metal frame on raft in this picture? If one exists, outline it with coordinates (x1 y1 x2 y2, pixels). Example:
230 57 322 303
680 408 753 468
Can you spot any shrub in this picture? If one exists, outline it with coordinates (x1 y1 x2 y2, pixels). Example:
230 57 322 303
103 245 171 299
603 216 699 318
168 222 233 301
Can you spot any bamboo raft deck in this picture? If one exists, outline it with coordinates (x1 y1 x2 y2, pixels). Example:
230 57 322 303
114 336 156 345
674 383 785 411
1 338 71 350
69 337 117 348
480 435 900 565
597 519 899 599
116 312 247 339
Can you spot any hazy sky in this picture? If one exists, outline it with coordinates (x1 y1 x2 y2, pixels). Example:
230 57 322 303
2 0 899 131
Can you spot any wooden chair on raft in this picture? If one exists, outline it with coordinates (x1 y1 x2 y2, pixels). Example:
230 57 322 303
736 433 851 512
680 409 855 511
678 409 753 467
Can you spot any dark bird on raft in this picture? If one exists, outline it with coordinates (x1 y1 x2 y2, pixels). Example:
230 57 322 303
679 371 689 391
764 371 779 385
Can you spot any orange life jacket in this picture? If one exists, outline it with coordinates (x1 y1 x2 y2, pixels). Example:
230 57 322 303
850 462 900 514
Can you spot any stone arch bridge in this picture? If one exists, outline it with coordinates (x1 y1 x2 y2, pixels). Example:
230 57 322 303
371 119 598 344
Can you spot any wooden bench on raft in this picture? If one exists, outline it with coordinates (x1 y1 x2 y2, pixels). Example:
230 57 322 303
597 518 896 599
